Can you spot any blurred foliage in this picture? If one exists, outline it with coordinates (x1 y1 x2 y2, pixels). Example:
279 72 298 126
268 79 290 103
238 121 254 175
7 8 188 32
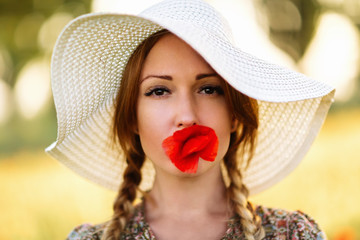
256 0 360 61
256 0 321 61
0 0 90 156
0 102 57 157
0 0 90 87
256 0 360 109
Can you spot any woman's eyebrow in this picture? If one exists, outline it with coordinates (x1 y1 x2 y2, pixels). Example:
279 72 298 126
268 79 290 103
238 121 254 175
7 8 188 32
140 73 219 82
140 75 172 82
196 73 219 80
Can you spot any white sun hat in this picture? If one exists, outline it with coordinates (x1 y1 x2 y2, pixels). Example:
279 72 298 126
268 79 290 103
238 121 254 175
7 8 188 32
46 0 335 195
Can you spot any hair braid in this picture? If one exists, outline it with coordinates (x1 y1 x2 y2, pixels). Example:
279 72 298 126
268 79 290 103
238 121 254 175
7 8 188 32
102 137 145 240
104 29 170 239
222 82 265 239
224 132 265 240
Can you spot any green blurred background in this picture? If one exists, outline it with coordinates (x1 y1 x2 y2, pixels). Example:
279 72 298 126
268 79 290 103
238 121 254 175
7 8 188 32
0 0 359 239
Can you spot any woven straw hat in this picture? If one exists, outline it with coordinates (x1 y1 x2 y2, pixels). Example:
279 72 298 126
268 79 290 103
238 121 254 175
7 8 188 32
46 0 335 195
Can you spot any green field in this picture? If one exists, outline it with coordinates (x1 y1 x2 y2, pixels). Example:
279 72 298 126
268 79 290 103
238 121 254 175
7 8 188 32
0 109 359 240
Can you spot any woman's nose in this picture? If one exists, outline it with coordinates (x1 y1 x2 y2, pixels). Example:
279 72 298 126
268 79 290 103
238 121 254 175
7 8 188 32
175 94 199 128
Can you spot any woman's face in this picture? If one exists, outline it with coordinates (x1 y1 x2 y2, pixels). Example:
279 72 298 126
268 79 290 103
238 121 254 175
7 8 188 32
137 34 236 176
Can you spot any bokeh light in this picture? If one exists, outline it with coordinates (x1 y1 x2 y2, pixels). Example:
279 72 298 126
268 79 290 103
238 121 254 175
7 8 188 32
14 57 51 119
0 47 13 85
0 79 13 125
300 12 360 101
318 0 344 7
92 0 163 13
38 12 74 52
0 48 14 126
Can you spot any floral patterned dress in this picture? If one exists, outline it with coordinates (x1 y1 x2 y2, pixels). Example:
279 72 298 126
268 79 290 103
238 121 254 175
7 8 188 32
66 202 326 240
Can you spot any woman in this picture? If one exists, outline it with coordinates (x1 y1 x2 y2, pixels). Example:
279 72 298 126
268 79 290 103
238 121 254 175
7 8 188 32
46 0 335 239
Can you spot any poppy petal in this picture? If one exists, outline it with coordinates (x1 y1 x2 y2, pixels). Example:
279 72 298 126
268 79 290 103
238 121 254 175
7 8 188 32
162 125 218 173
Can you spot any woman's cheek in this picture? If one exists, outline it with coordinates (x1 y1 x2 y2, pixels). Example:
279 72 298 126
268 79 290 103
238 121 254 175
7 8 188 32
137 100 173 155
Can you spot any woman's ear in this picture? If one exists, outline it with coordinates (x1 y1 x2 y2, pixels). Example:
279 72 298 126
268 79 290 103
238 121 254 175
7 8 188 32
133 123 139 135
231 116 239 133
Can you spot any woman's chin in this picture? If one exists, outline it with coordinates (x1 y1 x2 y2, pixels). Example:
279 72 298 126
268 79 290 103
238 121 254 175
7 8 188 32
174 160 219 178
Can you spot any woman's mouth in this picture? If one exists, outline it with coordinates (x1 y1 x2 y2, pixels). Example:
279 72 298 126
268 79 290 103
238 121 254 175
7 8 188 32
162 125 219 173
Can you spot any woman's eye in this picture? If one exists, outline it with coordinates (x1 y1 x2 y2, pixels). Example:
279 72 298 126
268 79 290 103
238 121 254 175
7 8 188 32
144 87 170 97
199 85 224 95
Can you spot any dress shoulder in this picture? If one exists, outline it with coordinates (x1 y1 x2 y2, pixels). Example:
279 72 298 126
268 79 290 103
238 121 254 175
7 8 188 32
66 223 104 240
65 204 326 240
257 206 327 239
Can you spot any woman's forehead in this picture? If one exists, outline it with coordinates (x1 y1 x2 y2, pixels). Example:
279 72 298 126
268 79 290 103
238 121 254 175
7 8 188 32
140 33 215 78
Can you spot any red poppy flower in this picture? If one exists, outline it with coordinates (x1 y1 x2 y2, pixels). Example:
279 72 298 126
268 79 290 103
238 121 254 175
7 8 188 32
162 125 219 173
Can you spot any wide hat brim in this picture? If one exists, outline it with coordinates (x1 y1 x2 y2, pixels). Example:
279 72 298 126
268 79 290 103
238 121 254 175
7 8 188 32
46 0 335 195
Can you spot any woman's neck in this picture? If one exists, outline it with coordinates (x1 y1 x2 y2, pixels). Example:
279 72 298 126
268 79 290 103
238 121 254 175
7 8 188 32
145 164 229 218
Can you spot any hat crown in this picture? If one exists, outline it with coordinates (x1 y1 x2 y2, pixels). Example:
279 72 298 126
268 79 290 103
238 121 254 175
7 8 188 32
140 0 233 42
